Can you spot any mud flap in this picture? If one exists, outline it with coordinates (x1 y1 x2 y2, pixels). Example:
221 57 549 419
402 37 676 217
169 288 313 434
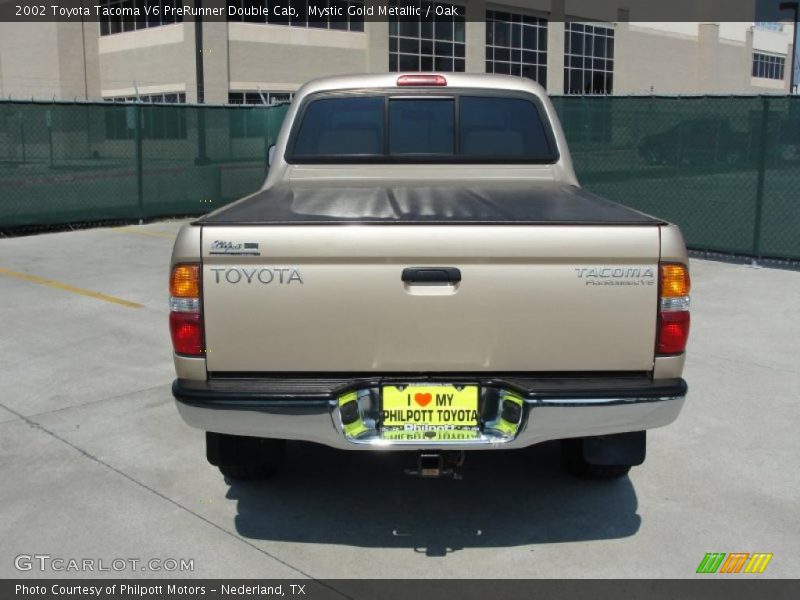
581 431 646 466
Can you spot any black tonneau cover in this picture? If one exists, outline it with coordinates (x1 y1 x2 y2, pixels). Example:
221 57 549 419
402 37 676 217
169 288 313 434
197 184 664 226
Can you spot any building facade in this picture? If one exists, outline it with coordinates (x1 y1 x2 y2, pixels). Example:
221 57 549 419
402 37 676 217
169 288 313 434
0 0 795 104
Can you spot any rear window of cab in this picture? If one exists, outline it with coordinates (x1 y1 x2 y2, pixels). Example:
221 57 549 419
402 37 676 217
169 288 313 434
288 94 558 163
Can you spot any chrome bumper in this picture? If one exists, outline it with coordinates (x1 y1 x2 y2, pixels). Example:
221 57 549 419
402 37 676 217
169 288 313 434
174 377 686 450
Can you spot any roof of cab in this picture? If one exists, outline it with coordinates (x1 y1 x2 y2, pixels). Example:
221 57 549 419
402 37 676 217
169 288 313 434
293 72 548 101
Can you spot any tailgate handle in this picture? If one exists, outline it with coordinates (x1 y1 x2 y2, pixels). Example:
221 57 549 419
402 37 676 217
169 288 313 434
402 267 461 285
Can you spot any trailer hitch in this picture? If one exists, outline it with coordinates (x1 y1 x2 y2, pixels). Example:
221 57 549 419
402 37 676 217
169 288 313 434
405 451 465 479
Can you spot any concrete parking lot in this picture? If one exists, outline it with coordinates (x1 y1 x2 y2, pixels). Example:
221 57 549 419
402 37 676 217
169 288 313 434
0 220 798 579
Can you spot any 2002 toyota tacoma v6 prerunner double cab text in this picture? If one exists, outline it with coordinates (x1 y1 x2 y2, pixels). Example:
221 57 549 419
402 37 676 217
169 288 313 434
169 73 690 481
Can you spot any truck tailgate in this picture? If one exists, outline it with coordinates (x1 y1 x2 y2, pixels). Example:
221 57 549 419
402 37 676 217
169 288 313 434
200 184 662 373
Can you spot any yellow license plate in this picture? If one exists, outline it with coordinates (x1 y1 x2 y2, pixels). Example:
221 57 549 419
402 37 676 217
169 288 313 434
381 385 480 441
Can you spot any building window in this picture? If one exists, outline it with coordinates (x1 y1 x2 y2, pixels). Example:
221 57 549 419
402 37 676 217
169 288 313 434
104 93 186 104
752 52 785 80
99 1 183 36
226 1 365 32
228 91 294 105
485 10 547 84
103 93 187 140
563 22 614 94
228 92 293 139
754 22 784 32
388 1 466 72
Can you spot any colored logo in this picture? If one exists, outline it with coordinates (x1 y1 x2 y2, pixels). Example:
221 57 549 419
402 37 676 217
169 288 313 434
696 553 773 574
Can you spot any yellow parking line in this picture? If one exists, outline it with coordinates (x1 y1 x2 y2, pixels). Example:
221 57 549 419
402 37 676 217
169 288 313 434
113 227 175 239
0 268 143 309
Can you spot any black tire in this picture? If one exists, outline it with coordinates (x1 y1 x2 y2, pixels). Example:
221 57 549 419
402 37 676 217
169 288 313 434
206 433 285 481
561 437 637 480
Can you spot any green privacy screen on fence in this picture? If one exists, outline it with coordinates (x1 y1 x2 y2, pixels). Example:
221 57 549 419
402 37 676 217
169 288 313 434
1 96 798 260
550 95 800 261
0 101 289 229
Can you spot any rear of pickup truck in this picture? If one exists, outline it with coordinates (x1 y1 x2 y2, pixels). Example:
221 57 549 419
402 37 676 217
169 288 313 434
169 73 690 481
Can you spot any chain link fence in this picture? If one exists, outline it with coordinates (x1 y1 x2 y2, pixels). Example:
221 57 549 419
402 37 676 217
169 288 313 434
551 95 800 261
0 100 288 228
1 96 798 260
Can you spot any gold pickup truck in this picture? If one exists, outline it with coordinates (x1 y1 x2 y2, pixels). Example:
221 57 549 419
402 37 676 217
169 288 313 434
169 73 690 481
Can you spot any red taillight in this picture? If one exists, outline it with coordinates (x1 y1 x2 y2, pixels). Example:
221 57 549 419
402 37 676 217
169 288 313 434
170 312 203 356
397 74 448 87
170 263 203 356
657 311 691 354
657 262 691 355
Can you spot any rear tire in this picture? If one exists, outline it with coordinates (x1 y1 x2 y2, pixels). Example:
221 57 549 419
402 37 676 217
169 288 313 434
206 432 285 481
561 432 645 480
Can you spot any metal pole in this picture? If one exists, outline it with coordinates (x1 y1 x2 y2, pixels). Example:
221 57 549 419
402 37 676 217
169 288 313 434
135 104 144 223
194 0 208 164
265 107 272 177
674 96 684 176
780 3 798 93
80 6 89 101
20 120 26 164
194 1 204 105
258 88 270 177
752 96 770 261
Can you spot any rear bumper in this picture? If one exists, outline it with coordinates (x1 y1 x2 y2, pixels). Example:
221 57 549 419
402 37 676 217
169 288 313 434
173 376 687 450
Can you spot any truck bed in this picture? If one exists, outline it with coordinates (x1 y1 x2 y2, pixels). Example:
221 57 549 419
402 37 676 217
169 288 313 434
197 183 663 226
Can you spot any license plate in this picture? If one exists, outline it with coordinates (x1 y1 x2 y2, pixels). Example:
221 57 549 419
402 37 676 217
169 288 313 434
381 384 480 442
